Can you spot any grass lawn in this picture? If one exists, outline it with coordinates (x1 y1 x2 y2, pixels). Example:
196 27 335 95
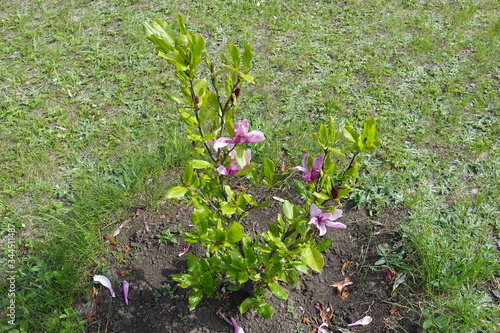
1 0 499 332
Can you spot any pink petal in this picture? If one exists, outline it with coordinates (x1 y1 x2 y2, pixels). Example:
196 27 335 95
331 208 343 220
217 165 229 176
301 153 310 168
318 323 330 333
310 204 322 218
213 137 234 150
317 223 327 236
93 275 116 297
242 130 265 143
234 119 249 136
312 155 324 170
324 221 347 229
230 317 245 333
123 280 129 306
292 166 308 173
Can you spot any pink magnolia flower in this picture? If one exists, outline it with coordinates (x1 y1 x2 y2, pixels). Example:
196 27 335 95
213 118 264 151
309 204 346 236
292 153 324 182
217 149 252 177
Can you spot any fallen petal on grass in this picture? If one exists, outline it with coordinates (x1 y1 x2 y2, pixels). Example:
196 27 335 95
93 275 116 297
392 273 407 294
347 315 372 327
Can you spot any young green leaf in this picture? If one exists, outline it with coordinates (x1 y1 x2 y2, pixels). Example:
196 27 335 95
227 221 244 243
242 43 253 72
166 186 188 199
282 200 295 220
268 280 288 300
188 289 203 311
228 43 240 69
301 247 324 272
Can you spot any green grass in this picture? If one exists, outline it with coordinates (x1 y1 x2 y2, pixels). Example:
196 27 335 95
1 0 499 332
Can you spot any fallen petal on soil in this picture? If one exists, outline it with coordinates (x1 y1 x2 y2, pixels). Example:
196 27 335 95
347 315 372 327
93 275 116 297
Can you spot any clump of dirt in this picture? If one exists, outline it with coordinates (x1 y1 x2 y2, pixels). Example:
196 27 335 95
83 187 422 333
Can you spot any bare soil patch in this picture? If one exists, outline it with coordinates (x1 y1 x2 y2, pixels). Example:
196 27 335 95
83 185 422 333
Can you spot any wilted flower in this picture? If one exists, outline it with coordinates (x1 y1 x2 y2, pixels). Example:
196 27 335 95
386 267 395 281
93 275 116 297
213 118 264 151
292 153 324 182
123 280 129 305
330 277 353 299
309 204 346 236
331 186 339 199
230 317 245 333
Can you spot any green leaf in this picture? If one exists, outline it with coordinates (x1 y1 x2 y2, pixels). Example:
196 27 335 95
242 43 253 72
190 208 208 234
323 155 337 175
361 116 381 151
343 121 362 152
165 91 185 104
186 253 202 276
200 272 213 290
190 159 213 169
246 247 257 265
318 123 329 146
234 145 247 168
343 162 359 182
193 78 208 98
327 147 345 157
183 163 194 185
228 43 240 69
239 297 259 314
316 238 333 252
234 162 255 176
239 72 255 84
189 33 206 70
293 179 310 198
262 158 275 183
268 280 288 300
293 263 309 274
258 303 275 319
221 202 236 216
422 320 433 330
282 200 294 220
188 289 203 311
177 13 187 35
301 247 324 272
179 109 198 127
166 186 188 199
227 221 244 242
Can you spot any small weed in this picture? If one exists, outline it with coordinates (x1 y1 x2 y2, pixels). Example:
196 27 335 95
156 228 178 244
152 290 162 302
164 283 177 298
177 314 188 324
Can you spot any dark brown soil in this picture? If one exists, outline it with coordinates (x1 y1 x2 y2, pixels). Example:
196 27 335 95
83 186 423 333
